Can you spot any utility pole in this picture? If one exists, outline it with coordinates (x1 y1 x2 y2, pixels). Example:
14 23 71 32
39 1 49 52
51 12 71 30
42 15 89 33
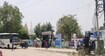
95 0 101 55
103 0 105 27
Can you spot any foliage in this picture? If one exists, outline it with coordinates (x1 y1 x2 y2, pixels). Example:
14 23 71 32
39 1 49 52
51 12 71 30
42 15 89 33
0 2 23 33
18 27 29 39
56 15 83 40
76 29 84 38
34 22 54 38
34 23 41 37
31 35 36 40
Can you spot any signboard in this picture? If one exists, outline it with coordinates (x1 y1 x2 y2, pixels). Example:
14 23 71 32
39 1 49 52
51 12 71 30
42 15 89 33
93 32 102 38
55 39 61 46
55 33 62 48
55 34 61 39
85 31 89 37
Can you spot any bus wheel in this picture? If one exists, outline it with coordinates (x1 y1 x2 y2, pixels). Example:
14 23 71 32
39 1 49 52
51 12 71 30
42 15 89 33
7 44 10 49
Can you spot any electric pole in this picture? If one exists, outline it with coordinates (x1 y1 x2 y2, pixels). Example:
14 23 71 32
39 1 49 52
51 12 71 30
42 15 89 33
103 0 105 27
95 0 101 55
95 0 105 55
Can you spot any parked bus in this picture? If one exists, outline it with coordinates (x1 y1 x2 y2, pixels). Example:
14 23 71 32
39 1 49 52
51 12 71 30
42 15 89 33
0 33 20 48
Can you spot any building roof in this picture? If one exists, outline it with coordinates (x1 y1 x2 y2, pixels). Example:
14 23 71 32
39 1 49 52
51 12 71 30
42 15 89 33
41 31 52 35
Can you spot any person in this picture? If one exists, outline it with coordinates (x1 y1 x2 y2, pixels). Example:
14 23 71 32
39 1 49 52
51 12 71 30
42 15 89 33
45 41 48 49
25 42 28 48
78 40 82 48
79 40 82 47
91 41 95 50
88 40 92 55
83 37 89 48
75 40 77 49
42 41 44 47
12 44 14 51
33 40 37 47
82 35 90 55
88 40 95 55
76 40 79 51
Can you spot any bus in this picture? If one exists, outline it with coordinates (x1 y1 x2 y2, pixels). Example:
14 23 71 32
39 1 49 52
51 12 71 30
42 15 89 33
0 33 20 48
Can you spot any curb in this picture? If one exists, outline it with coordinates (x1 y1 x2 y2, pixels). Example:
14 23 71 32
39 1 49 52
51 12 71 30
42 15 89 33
34 48 78 54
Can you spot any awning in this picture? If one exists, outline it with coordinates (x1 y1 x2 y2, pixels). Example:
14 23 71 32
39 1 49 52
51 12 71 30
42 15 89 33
41 31 52 35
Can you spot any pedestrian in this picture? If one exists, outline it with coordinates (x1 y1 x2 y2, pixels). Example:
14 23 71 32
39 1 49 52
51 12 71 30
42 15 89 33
77 40 82 50
78 40 82 48
76 40 79 51
82 35 90 55
88 40 96 55
91 40 95 50
33 40 37 47
88 40 92 55
45 41 48 49
25 42 28 48
12 44 15 51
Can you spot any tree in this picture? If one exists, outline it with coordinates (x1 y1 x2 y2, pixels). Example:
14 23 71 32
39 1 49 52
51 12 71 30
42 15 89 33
46 22 54 32
41 22 54 32
34 22 54 38
56 15 83 40
34 22 54 47
41 23 47 32
0 2 23 33
31 35 36 40
18 27 29 39
34 23 41 38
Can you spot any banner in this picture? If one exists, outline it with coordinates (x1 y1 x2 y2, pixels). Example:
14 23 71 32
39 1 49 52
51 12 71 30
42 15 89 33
55 33 62 48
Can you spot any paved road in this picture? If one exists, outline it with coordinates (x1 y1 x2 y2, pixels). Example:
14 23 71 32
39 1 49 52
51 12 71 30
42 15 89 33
0 48 68 56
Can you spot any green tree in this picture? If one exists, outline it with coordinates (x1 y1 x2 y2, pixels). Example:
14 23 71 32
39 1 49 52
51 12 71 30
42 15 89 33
41 22 54 32
56 15 82 40
76 28 84 38
34 22 54 38
34 23 41 38
41 23 47 32
0 2 23 33
31 35 36 40
46 22 54 32
18 27 29 39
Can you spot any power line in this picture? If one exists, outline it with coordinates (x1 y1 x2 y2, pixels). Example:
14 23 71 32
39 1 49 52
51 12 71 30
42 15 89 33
22 0 44 9
69 2 93 13
70 0 86 8
21 0 87 10
14 0 28 5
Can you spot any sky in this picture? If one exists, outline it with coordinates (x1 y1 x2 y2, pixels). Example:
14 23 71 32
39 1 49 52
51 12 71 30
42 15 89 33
0 0 104 34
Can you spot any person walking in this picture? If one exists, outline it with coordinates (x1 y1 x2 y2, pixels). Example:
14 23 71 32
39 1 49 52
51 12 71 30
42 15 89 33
82 35 90 55
91 41 95 50
88 40 92 55
45 41 48 49
88 40 96 55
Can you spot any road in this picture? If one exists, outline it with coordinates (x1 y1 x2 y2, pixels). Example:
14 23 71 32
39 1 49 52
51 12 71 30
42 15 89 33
0 48 68 56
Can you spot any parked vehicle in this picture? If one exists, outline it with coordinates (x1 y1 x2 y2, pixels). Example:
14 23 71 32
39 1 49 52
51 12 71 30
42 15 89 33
20 41 28 48
34 39 41 47
0 33 20 48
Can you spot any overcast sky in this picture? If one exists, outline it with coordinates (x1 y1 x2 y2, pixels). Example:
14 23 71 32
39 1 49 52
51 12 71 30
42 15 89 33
0 0 104 34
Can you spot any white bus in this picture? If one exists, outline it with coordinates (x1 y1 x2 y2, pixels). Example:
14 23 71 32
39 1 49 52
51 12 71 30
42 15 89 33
0 33 20 48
